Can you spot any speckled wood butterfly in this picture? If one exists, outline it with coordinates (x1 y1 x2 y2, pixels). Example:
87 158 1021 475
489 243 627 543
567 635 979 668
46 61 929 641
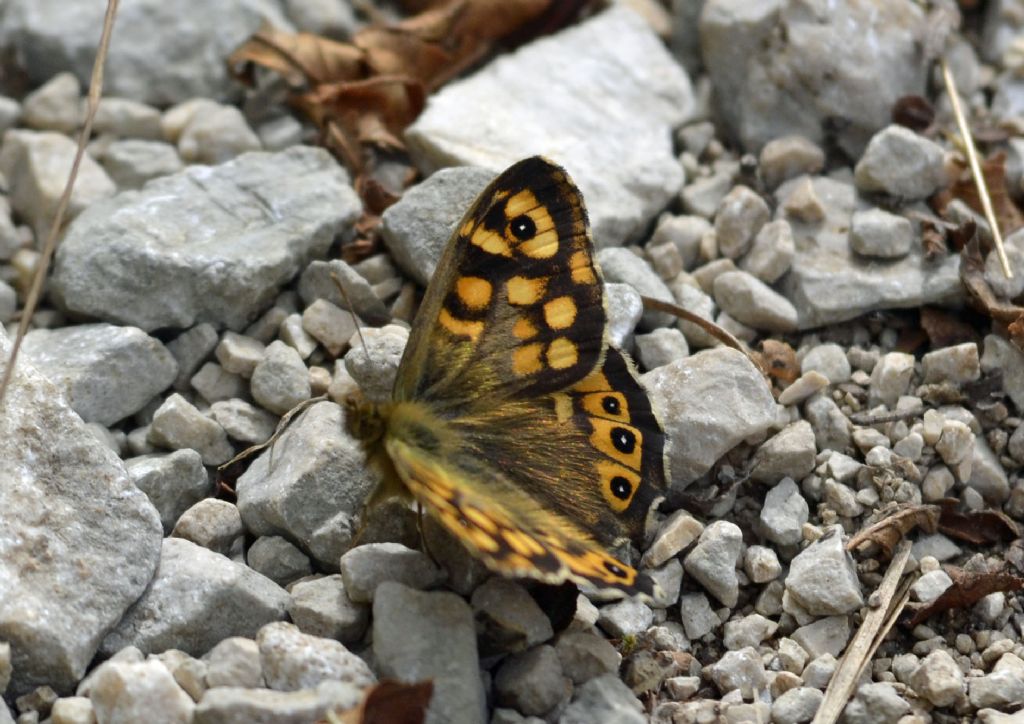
345 157 669 598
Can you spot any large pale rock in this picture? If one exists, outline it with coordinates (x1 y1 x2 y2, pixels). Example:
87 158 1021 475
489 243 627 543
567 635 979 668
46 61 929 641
0 329 162 696
21 323 177 425
373 583 485 724
0 0 291 106
700 0 935 157
51 147 360 332
775 176 962 328
0 129 115 239
642 347 776 487
101 538 289 657
236 401 377 567
405 7 693 247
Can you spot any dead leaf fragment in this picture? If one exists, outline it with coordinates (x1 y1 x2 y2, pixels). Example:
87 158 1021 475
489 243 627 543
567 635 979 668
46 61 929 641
960 231 1024 352
329 680 433 724
228 0 588 179
941 152 1024 237
919 306 979 349
891 94 935 133
757 339 799 387
937 498 1021 545
847 505 941 559
904 565 1024 627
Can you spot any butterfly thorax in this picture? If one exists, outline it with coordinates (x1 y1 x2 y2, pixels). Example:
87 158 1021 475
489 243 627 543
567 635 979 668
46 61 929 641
343 392 410 512
343 392 452 510
342 391 388 446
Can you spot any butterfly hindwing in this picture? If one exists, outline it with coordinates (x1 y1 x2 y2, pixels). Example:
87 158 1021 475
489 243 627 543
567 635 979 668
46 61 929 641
385 433 658 599
395 157 606 406
562 347 668 544
381 346 668 599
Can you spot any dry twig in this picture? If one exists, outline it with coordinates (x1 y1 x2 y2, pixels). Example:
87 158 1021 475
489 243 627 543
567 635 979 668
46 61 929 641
0 0 121 409
812 541 913 724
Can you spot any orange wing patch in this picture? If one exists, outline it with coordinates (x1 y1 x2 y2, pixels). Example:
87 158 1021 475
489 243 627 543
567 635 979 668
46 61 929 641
543 296 577 329
439 308 483 340
456 276 492 310
546 337 579 370
513 344 544 376
569 250 597 286
513 317 538 340
507 276 546 306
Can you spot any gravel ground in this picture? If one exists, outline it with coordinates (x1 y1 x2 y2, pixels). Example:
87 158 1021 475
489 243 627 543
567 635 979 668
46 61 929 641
1 1 1024 723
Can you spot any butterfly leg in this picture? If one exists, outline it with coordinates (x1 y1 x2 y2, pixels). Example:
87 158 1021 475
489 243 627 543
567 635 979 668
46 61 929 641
350 447 413 547
415 502 442 566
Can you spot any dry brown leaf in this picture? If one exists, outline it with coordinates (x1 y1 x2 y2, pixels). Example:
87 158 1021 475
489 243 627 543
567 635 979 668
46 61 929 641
758 339 800 386
847 505 941 559
904 565 1024 627
356 28 456 87
228 0 586 184
228 23 365 88
961 232 1024 352
891 94 935 134
937 498 1021 545
894 326 928 355
944 152 1024 236
1009 315 1024 349
919 306 979 349
329 680 433 724
917 215 949 259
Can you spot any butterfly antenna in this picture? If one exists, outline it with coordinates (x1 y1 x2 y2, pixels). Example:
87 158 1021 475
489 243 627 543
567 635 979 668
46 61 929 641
330 271 371 364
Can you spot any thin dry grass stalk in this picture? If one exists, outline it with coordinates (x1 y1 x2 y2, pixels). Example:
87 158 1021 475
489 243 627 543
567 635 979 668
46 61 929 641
0 0 121 410
941 57 1013 279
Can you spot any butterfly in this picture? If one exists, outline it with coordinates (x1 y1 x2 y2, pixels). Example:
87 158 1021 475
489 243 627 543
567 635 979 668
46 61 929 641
344 156 669 599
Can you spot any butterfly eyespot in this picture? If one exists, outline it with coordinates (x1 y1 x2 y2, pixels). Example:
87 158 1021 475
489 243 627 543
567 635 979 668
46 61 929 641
509 214 536 240
610 475 632 500
601 396 620 415
604 561 627 578
611 427 636 454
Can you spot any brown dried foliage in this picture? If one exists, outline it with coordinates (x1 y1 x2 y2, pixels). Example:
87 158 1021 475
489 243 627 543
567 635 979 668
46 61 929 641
891 95 935 134
904 565 1024 627
847 505 941 559
757 339 800 388
328 680 433 724
938 153 1024 236
228 0 584 177
918 306 980 349
848 501 1020 559
937 498 1021 545
960 232 1024 351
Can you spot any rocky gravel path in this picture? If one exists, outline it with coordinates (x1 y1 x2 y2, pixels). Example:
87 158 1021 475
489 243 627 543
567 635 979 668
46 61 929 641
1 1 1023 723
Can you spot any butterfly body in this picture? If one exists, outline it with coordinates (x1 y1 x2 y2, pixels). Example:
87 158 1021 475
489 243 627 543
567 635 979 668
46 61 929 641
345 157 669 598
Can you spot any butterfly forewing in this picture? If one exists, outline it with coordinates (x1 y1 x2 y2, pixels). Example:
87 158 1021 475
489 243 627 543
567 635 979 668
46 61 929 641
394 157 606 406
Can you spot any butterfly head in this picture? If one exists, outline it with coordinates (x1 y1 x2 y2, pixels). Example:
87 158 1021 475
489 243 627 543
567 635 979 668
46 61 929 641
343 390 388 445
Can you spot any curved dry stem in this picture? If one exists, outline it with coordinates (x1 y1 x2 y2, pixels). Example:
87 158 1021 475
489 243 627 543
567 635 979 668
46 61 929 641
0 0 121 410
